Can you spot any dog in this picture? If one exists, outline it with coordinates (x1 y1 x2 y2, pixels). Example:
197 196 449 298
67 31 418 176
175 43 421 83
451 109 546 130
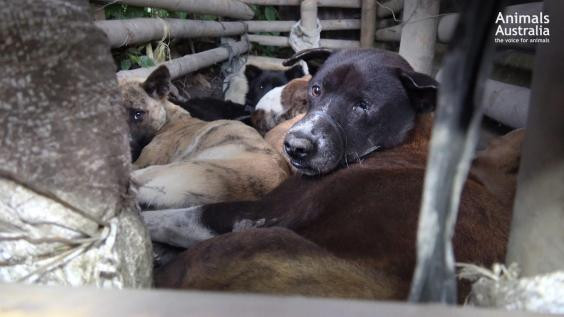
143 48 517 300
251 75 310 135
119 65 290 209
244 64 305 109
155 227 404 299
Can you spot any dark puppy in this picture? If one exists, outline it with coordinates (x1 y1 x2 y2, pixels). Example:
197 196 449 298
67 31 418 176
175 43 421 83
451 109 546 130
283 48 437 175
244 64 305 109
171 97 251 124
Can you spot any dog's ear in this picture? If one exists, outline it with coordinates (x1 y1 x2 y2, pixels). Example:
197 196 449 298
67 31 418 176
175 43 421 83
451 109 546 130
283 47 333 76
244 65 262 81
284 64 305 80
143 65 171 99
398 69 438 113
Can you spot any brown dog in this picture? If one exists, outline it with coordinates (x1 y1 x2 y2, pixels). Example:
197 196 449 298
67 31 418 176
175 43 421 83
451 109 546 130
143 49 519 300
155 227 404 299
120 66 289 209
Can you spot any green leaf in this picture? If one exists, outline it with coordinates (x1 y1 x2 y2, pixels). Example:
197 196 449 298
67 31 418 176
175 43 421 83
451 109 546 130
152 8 170 18
264 6 278 21
174 11 188 19
199 14 217 21
120 59 132 70
138 56 155 68
124 5 147 18
128 54 141 65
105 4 125 19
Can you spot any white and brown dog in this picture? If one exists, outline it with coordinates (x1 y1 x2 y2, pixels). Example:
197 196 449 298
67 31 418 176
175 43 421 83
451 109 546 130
120 66 290 209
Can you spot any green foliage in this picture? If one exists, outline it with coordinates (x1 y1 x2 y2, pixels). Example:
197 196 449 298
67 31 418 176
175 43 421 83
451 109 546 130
249 5 279 21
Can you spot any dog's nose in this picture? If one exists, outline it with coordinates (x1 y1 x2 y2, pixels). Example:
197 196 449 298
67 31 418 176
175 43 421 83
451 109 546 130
284 133 315 159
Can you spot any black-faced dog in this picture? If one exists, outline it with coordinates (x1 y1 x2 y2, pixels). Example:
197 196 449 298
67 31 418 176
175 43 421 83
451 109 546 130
244 64 305 109
283 48 437 175
143 48 515 300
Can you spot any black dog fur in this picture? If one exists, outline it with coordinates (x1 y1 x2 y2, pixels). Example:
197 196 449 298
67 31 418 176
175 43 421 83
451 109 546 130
244 64 305 109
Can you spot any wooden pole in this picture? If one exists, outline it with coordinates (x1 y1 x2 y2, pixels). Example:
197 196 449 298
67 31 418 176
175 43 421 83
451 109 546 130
360 0 376 48
96 0 254 20
240 0 403 17
240 0 360 8
247 34 360 48
96 19 246 48
300 0 318 44
247 19 360 33
505 0 564 277
116 40 249 80
399 0 440 75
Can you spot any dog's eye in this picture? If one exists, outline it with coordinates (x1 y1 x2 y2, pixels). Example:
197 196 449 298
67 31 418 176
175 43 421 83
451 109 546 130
130 109 146 122
311 85 321 97
354 101 369 111
259 84 264 90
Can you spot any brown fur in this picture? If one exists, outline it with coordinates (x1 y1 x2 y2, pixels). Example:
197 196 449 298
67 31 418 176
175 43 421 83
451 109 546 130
120 76 290 209
156 114 517 300
155 228 404 300
470 128 525 207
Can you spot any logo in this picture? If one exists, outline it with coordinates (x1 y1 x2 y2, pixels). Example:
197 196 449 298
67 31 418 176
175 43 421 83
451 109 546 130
494 11 550 44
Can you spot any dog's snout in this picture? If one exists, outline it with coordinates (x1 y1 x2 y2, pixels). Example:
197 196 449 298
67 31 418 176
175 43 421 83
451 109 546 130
284 133 315 160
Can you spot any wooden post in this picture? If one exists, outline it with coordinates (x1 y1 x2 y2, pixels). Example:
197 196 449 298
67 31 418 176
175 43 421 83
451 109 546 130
301 0 318 37
399 0 440 74
360 0 376 47
505 0 564 277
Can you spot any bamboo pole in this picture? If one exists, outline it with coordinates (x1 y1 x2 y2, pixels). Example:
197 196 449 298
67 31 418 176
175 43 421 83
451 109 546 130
398 0 440 75
96 19 247 48
247 34 360 48
97 18 361 49
246 19 360 33
96 0 254 20
360 0 376 48
300 0 318 36
240 0 360 8
482 79 529 129
117 40 249 80
248 55 293 70
240 0 403 18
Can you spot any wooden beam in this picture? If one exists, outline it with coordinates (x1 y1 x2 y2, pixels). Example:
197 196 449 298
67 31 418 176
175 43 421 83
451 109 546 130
246 19 361 33
117 40 249 80
360 0 377 48
247 34 360 48
96 19 246 48
96 0 254 20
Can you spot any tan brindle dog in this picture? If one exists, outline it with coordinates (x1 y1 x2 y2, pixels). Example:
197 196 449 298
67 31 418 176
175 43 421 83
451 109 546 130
120 66 289 209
